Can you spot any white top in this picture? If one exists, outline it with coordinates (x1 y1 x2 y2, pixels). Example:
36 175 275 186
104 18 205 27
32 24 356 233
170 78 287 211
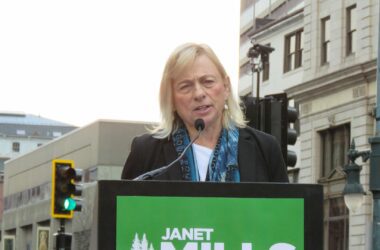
192 143 213 181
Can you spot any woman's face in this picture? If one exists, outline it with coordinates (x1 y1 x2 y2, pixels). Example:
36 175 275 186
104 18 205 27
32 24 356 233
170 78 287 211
172 54 230 132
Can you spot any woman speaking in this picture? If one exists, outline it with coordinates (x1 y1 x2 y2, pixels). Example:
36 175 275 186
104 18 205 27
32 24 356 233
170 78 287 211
121 43 288 183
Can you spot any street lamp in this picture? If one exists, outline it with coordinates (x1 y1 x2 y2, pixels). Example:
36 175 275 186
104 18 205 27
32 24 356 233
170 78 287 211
342 136 380 249
342 140 369 213
246 40 275 127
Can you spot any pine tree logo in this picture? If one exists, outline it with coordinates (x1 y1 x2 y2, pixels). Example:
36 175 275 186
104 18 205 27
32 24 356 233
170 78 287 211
131 233 154 250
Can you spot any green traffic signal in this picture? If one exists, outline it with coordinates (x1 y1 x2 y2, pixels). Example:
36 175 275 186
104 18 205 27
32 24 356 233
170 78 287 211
63 197 82 212
64 197 76 211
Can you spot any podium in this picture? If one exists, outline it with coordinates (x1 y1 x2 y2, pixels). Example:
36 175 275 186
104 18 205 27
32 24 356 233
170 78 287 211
92 180 323 250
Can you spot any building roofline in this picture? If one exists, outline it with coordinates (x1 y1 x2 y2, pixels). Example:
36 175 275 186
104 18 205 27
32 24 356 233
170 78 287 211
0 113 76 127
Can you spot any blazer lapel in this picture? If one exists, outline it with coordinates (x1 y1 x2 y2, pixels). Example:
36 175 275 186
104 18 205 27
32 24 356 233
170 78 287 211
238 128 257 181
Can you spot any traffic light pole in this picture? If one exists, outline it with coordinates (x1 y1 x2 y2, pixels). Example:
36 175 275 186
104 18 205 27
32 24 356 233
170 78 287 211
55 219 72 250
51 159 83 250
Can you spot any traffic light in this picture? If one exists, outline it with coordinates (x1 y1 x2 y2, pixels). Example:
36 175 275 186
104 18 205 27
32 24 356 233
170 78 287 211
286 104 298 167
260 95 284 152
241 93 299 167
51 159 83 219
263 93 298 167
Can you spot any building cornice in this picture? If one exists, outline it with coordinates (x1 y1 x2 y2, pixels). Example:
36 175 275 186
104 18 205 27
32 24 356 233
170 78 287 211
286 60 377 102
247 8 304 39
240 21 254 37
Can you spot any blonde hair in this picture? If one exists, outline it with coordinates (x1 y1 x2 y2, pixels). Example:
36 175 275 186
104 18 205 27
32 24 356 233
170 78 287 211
151 43 246 138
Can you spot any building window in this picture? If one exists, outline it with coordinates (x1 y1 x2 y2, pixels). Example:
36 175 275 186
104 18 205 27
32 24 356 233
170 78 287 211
53 131 62 137
262 43 270 81
346 5 357 55
16 129 26 135
321 16 331 64
319 124 350 178
284 29 303 73
12 142 20 152
324 197 349 250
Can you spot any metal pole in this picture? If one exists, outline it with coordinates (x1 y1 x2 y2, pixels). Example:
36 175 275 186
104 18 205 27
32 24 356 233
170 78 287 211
256 66 261 126
368 2 380 249
55 219 72 250
369 134 380 250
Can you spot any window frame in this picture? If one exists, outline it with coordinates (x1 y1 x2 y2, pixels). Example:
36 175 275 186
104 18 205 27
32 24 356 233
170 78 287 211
12 142 20 153
262 43 271 81
284 29 303 73
346 4 357 56
321 16 331 65
324 196 349 250
319 123 351 179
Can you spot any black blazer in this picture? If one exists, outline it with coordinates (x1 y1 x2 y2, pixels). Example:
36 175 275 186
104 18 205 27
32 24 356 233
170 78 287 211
121 126 289 182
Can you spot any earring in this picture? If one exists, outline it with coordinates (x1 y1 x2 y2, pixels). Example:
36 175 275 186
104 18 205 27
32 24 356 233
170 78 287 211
224 102 229 110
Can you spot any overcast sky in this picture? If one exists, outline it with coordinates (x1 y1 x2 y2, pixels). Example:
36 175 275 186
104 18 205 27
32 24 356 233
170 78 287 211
0 0 241 127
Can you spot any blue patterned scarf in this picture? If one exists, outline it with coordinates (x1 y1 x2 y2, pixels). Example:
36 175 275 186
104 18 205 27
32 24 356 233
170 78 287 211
172 125 240 182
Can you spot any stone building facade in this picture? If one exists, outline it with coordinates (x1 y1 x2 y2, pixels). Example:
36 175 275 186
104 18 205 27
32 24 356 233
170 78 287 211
240 0 379 249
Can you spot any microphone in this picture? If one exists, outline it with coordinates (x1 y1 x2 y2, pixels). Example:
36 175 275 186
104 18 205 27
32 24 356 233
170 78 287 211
133 119 205 181
194 118 205 131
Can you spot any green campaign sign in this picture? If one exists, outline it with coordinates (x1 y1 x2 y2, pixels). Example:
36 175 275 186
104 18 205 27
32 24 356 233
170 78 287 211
116 196 304 250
